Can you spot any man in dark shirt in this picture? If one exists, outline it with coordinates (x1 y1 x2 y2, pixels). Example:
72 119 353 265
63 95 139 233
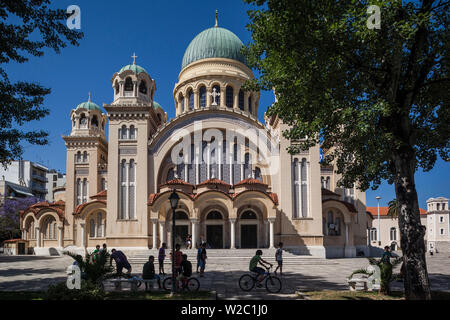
110 249 132 276
142 255 161 289
177 254 192 287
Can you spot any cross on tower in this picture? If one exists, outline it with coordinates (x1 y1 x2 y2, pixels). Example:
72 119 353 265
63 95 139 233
131 53 138 64
209 87 220 106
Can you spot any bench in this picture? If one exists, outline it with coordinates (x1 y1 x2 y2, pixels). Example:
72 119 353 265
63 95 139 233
347 278 369 291
104 278 159 292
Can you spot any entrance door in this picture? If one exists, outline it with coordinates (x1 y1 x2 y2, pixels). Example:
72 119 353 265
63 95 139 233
241 225 257 248
174 225 189 248
207 225 223 248
18 243 25 255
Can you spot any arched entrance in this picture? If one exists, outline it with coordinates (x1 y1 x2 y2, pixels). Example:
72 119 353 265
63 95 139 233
172 211 190 248
205 210 224 248
239 210 258 248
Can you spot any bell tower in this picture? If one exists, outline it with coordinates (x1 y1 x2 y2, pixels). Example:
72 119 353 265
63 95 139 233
63 94 108 245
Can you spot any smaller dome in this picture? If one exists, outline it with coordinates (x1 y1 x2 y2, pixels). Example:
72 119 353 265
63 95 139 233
76 101 101 111
153 101 163 110
119 64 147 74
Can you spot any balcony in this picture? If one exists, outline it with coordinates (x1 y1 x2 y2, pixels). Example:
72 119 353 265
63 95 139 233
32 174 48 183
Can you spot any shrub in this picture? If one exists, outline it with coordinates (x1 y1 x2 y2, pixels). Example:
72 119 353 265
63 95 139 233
46 280 105 300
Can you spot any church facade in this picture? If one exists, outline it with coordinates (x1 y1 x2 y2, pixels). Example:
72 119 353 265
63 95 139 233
19 22 370 258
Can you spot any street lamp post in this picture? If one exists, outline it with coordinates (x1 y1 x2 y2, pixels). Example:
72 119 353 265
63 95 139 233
169 189 180 296
376 196 381 246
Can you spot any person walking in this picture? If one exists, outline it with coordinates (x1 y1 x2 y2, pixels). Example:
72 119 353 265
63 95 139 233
199 243 207 277
274 242 283 276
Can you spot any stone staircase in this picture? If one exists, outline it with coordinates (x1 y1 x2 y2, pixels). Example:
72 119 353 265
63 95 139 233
125 249 336 270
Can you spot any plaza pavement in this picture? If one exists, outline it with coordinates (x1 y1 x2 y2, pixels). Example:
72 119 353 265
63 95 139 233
0 252 448 300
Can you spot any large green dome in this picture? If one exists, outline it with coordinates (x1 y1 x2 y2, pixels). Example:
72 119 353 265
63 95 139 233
181 27 247 69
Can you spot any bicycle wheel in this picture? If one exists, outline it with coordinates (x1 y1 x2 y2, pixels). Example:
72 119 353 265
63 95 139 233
265 276 282 293
162 277 174 291
239 274 255 291
186 278 200 292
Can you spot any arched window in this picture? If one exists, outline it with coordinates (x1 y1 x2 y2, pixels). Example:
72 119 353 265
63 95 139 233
238 90 244 110
174 211 188 220
248 95 253 113
188 143 196 184
124 77 133 91
76 151 82 163
119 160 127 219
293 158 300 218
91 115 98 127
241 211 257 219
97 213 103 238
89 218 96 238
167 167 175 182
390 227 397 241
76 178 82 205
199 86 206 107
326 177 330 190
80 114 87 128
232 142 241 184
226 86 233 108
206 211 222 220
83 151 88 163
371 228 377 241
82 178 88 204
188 89 194 110
43 216 56 240
139 80 147 94
244 153 251 179
120 125 128 140
255 167 262 181
301 158 308 217
129 125 136 140
115 81 119 95
128 160 136 219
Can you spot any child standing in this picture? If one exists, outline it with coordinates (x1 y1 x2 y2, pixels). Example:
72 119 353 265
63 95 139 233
274 242 283 276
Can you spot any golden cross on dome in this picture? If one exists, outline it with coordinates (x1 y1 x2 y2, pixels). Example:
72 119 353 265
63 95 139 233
131 53 138 64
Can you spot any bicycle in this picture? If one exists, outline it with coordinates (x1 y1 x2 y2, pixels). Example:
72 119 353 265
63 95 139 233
162 275 200 292
239 267 282 293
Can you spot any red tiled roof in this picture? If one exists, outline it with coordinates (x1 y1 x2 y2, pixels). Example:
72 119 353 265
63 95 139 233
197 179 231 187
160 179 193 187
322 199 358 213
2 239 27 243
234 178 268 187
366 207 427 217
91 190 107 199
147 190 195 206
74 200 106 214
20 200 65 220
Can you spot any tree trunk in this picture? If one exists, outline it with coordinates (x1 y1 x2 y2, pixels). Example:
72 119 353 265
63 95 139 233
392 149 431 300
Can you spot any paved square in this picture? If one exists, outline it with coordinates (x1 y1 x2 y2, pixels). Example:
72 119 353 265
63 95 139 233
0 253 448 299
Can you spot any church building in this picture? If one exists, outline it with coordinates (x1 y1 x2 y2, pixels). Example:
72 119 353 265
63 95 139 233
19 18 370 258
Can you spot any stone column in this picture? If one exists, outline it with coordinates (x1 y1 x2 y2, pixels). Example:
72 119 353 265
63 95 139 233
119 81 124 96
184 95 189 112
244 92 249 112
35 227 40 248
152 219 158 249
58 226 63 248
233 90 239 110
159 221 166 247
206 87 212 108
80 223 86 248
220 86 226 107
345 223 349 246
191 219 198 248
268 218 275 249
194 90 199 109
230 219 236 249
133 81 138 97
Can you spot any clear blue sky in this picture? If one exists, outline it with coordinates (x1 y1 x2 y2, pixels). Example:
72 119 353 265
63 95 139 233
4 0 449 209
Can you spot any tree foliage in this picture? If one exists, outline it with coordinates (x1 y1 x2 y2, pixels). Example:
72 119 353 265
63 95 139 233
388 198 399 218
0 0 83 166
243 0 449 300
0 196 38 241
243 0 449 190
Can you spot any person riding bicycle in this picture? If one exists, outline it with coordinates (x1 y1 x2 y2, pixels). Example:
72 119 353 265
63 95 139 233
177 254 192 288
249 250 272 287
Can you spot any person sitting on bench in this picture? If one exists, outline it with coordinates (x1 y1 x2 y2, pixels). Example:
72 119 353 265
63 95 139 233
142 255 161 290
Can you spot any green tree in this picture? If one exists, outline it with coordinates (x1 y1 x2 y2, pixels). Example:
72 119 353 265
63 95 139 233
387 198 399 219
0 0 83 166
243 0 449 300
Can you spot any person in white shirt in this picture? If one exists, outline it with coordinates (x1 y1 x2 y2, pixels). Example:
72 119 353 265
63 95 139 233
274 242 283 276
